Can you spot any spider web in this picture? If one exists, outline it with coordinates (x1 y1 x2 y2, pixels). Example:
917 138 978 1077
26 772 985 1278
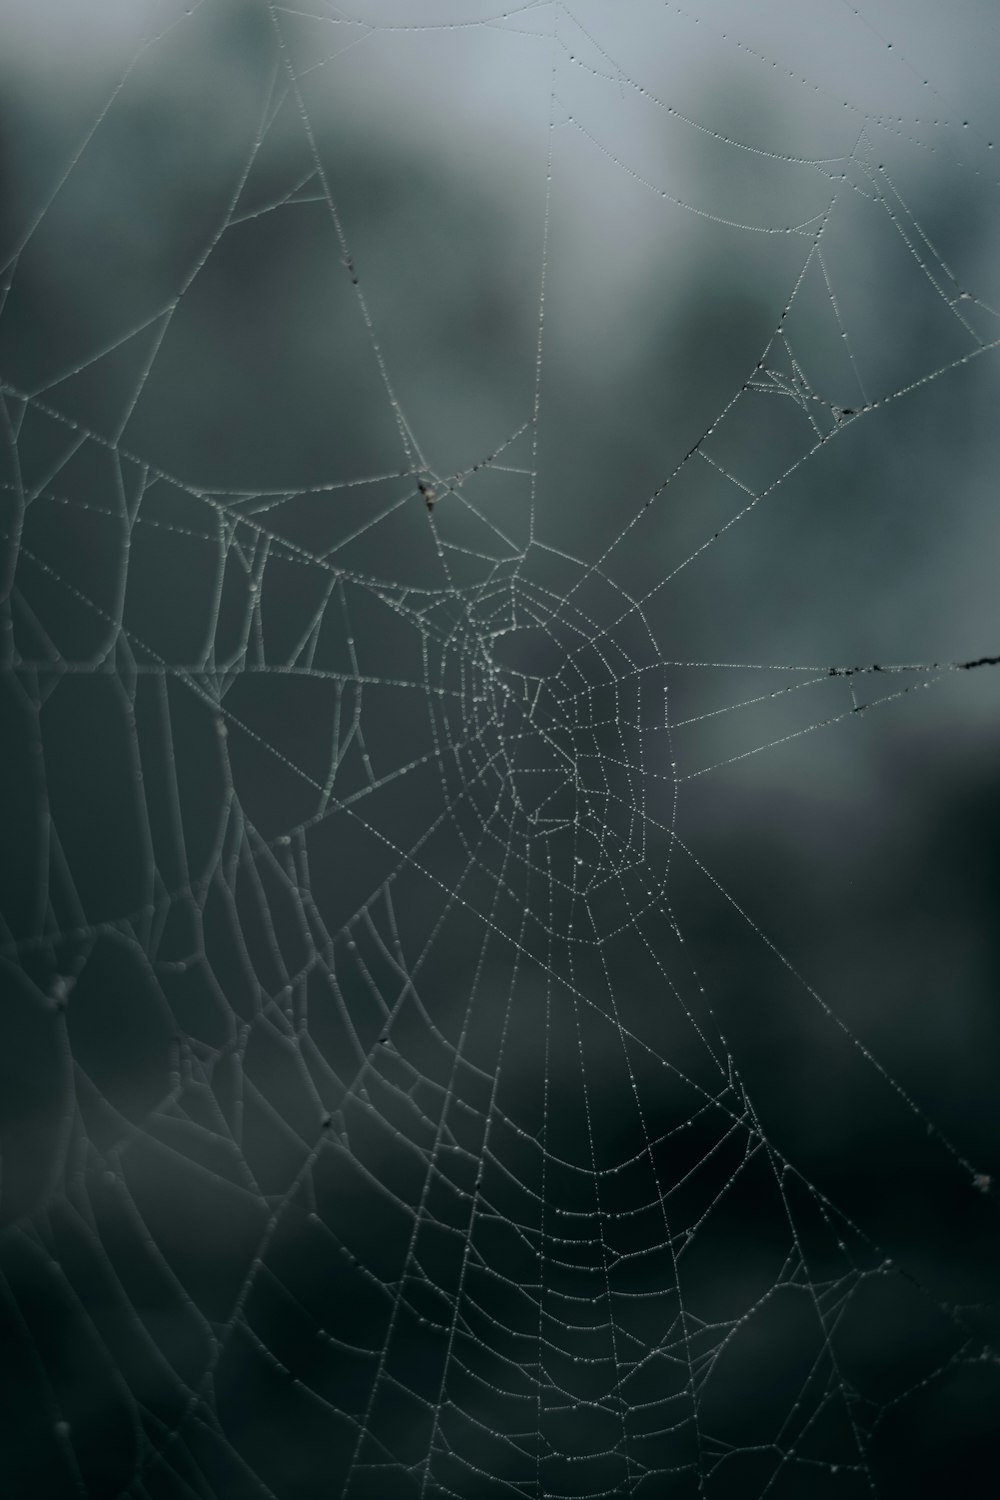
1 2 999 1497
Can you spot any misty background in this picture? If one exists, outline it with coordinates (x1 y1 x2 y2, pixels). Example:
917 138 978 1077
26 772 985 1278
1 2 999 1496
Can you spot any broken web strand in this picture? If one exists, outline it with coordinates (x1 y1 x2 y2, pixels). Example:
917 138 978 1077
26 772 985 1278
540 188 998 789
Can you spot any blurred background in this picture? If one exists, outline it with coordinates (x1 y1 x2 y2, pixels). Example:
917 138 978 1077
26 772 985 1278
1 2 999 1496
